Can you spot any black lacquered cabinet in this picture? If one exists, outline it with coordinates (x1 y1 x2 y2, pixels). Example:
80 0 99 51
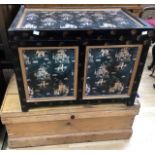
8 6 154 111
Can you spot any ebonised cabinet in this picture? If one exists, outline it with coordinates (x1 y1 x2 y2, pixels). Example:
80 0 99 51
8 6 154 111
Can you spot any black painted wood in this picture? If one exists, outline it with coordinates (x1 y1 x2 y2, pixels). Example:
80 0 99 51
8 6 155 111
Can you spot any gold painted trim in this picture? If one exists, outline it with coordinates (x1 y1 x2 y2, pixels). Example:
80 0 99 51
18 46 79 103
128 45 143 96
83 94 129 100
83 44 143 100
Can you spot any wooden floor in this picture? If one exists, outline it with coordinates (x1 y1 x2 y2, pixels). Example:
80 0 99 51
8 46 155 150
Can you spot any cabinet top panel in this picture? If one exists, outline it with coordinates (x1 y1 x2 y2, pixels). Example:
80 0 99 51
10 6 151 31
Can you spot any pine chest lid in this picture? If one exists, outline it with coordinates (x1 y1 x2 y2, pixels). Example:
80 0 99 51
10 6 150 31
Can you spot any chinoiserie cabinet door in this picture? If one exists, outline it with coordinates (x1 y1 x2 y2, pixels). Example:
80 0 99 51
18 46 79 103
83 45 143 100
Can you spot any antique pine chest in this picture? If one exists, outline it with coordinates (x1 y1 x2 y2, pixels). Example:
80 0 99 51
8 6 154 111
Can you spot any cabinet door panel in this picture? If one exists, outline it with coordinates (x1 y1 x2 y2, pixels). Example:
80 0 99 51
18 46 78 103
83 45 142 100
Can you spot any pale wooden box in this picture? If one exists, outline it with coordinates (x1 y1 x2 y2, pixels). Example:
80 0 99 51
0 75 140 148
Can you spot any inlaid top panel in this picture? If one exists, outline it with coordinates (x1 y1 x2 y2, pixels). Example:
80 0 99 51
15 8 143 30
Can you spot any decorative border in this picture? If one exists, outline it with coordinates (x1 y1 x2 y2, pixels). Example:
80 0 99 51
83 44 143 100
18 46 79 103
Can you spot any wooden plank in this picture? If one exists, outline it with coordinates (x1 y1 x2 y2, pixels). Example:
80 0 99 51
8 129 132 148
2 109 137 124
6 116 134 138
